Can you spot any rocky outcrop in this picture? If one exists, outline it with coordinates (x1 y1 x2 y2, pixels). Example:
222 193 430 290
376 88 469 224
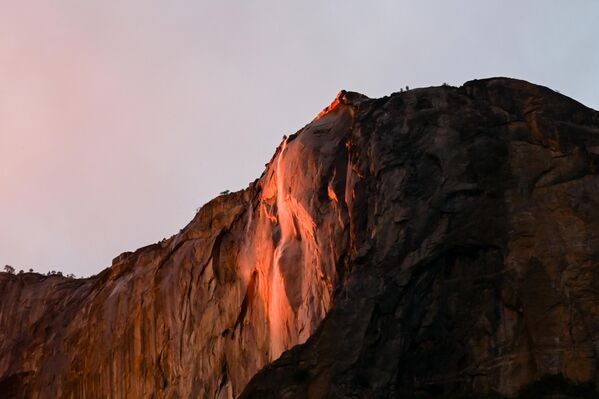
2 78 599 398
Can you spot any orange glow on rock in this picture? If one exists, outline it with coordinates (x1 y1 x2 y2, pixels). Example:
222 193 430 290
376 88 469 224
232 92 356 371
313 90 346 121
327 184 338 203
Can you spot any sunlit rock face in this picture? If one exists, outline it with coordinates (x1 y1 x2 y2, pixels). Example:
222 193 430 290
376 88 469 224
2 78 599 398
0 91 365 398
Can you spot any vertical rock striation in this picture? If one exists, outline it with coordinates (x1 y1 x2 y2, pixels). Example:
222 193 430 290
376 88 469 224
2 78 599 398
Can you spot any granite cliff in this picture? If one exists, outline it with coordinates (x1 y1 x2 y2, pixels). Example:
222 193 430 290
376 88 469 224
2 78 599 398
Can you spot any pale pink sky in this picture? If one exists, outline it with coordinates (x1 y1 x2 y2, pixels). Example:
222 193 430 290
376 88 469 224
1 1 598 276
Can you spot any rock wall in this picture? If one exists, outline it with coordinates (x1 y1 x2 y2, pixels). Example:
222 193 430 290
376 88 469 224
0 92 362 398
2 78 599 398
240 78 599 398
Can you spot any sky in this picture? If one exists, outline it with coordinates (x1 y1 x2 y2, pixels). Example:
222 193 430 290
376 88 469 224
1 1 598 277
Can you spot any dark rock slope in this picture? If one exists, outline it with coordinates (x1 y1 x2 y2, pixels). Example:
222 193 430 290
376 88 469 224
2 78 599 398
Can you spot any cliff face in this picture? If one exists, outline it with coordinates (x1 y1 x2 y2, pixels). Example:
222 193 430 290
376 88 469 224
2 78 599 398
0 91 362 399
